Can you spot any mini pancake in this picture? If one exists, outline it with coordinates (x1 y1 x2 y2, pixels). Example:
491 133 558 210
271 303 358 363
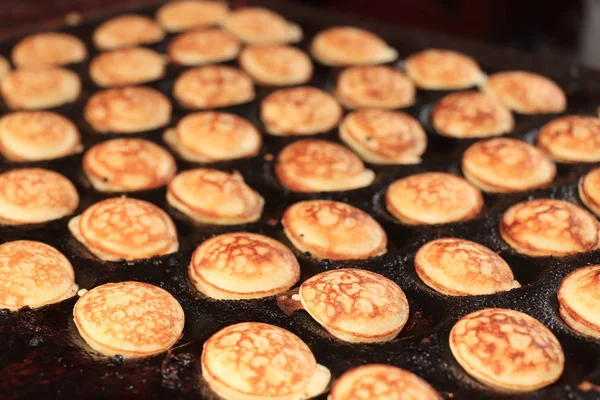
0 56 10 80
432 91 514 138
69 197 178 261
93 14 165 50
239 44 312 86
173 65 254 109
189 232 300 299
1 67 81 110
156 0 229 32
558 265 600 339
415 238 520 296
282 200 387 260
220 7 303 44
537 115 600 163
310 26 397 67
449 308 564 392
73 281 184 358
260 86 342 136
163 111 261 163
334 65 415 109
482 71 566 114
167 168 264 225
0 111 82 162
385 172 483 225
404 48 484 90
499 199 599 257
202 322 330 400
329 364 440 400
339 109 427 165
0 240 78 310
579 167 600 217
167 29 241 66
297 268 409 342
83 138 176 192
462 138 556 193
12 32 86 68
275 139 375 192
0 168 78 225
84 86 171 133
89 47 166 87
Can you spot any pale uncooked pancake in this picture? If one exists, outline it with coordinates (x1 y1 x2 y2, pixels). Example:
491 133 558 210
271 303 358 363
1 67 81 110
282 200 387 260
173 65 254 109
0 111 82 161
579 166 600 218
334 65 415 109
220 7 303 44
239 44 313 86
482 71 566 114
260 86 342 136
167 168 264 225
0 168 78 225
310 26 397 66
339 109 427 165
558 265 600 339
0 240 78 310
499 199 599 257
156 0 229 32
450 308 564 392
84 86 171 133
93 14 165 50
462 138 556 193
83 138 176 192
89 47 166 87
404 49 484 90
73 281 184 358
168 29 240 66
68 197 178 261
12 32 87 68
189 232 299 299
537 116 600 163
275 139 375 192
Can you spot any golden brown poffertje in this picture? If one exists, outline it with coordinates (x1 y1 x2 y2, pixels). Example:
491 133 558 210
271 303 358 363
282 200 387 260
499 199 599 257
163 112 261 163
89 48 166 87
450 308 564 392
0 168 78 225
339 109 427 165
173 65 255 109
579 166 600 217
0 111 82 162
189 232 299 299
537 115 600 163
462 138 556 193
156 0 229 32
329 364 440 400
201 322 330 400
334 65 415 109
260 86 342 136
167 29 240 66
404 48 484 90
558 265 600 339
0 56 10 80
83 138 176 192
275 139 375 192
386 172 483 225
239 44 313 86
482 71 567 114
0 240 78 310
73 281 184 358
415 238 520 296
12 32 87 68
1 67 81 110
432 91 514 138
93 14 165 50
310 26 397 66
220 7 303 44
68 197 178 261
84 86 171 133
167 169 264 225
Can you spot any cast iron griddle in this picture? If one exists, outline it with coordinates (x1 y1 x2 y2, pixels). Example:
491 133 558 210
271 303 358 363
1 1 600 399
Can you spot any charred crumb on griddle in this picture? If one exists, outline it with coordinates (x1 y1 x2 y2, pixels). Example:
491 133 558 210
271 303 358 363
161 351 194 390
